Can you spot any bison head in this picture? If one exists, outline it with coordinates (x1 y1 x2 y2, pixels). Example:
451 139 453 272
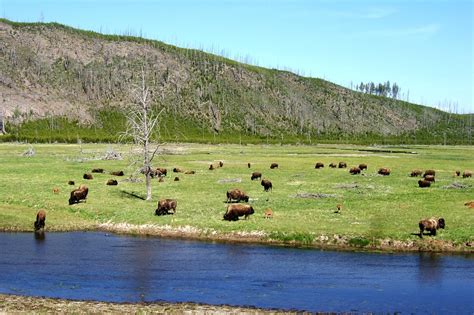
438 218 445 229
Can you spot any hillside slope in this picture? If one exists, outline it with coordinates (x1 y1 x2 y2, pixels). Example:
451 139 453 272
0 19 471 144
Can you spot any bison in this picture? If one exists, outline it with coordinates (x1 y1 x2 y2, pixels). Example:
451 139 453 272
455 170 461 177
154 167 167 177
248 162 251 168
173 168 183 173
261 179 273 192
270 163 278 169
418 179 431 188
209 164 215 170
223 204 255 221
68 180 75 185
52 188 60 194
315 162 324 169
419 217 445 237
349 167 361 175
378 168 391 176
34 209 46 231
423 169 436 177
338 162 347 168
226 189 249 203
251 172 262 181
83 173 93 180
410 169 423 177
110 171 124 176
184 170 195 174
106 179 118 186
329 163 337 168
91 168 104 173
424 175 435 182
264 208 273 219
219 161 224 167
462 170 472 178
155 199 177 216
68 185 88 205
174 177 180 181
465 201 474 208
358 163 368 171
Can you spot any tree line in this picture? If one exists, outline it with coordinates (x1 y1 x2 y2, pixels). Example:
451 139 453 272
355 81 400 99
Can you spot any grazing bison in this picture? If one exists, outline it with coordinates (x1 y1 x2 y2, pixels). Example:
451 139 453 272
424 175 435 182
248 163 251 168
410 169 423 177
34 209 46 231
92 168 104 173
423 169 436 177
270 163 278 169
209 164 215 170
465 201 474 208
358 164 368 171
83 173 93 180
329 163 337 168
378 168 391 176
418 179 431 188
173 168 183 173
338 162 347 168
155 199 177 216
106 179 118 186
174 177 180 181
155 167 167 177
261 179 273 192
349 167 361 175
251 172 262 181
68 185 88 205
264 208 273 219
315 162 324 169
219 161 224 167
223 204 255 221
226 189 249 203
419 217 445 237
184 170 195 174
462 170 472 178
455 170 461 177
110 171 124 176
68 180 75 185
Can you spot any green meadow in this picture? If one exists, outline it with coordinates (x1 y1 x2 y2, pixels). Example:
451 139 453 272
0 143 472 249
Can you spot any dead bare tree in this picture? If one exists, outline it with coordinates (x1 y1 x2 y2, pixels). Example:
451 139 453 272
122 66 163 201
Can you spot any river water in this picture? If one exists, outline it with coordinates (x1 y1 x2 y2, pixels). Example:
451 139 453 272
0 232 472 313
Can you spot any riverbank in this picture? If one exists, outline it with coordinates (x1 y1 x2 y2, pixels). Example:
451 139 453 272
0 294 295 314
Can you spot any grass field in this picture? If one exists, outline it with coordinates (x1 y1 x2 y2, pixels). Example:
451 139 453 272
0 143 472 250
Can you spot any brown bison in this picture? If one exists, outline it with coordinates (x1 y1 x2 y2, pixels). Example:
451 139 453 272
423 169 436 177
223 204 255 221
226 189 249 203
419 217 445 237
173 168 183 173
83 173 93 180
209 164 215 170
329 163 337 168
261 179 273 192
111 171 124 176
184 170 195 174
174 177 180 181
464 201 474 208
315 162 324 169
462 170 472 178
270 163 278 169
424 175 435 182
264 208 273 219
34 209 46 231
349 167 361 175
378 168 391 176
251 172 262 180
68 180 75 185
418 179 431 188
106 179 118 186
358 163 368 171
69 185 89 205
155 199 177 216
338 162 347 168
248 163 251 168
92 168 104 173
155 168 167 177
219 161 224 167
455 170 461 177
410 169 423 177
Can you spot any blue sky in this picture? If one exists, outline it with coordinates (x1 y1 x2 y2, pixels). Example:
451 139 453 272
1 0 472 113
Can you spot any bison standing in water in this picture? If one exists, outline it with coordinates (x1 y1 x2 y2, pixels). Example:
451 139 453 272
155 199 177 215
223 204 255 221
419 217 445 237
226 189 250 203
34 209 46 231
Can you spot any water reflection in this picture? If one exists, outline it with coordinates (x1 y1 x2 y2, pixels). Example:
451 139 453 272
34 231 45 241
418 253 443 284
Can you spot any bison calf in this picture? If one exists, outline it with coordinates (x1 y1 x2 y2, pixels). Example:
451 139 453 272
261 179 273 192
226 189 249 203
223 204 255 221
419 217 445 237
34 209 46 231
264 208 273 219
155 199 177 216
251 172 262 181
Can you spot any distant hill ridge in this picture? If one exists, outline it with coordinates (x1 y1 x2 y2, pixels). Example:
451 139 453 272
0 19 471 144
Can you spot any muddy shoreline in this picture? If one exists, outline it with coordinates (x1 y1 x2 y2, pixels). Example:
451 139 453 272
0 294 297 314
2 222 472 254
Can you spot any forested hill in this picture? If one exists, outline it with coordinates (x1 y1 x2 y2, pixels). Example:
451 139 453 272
0 19 471 144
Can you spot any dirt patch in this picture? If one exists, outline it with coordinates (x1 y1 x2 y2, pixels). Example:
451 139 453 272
443 182 470 189
293 192 337 199
0 294 295 314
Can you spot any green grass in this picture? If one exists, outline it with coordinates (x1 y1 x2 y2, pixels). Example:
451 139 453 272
0 143 472 249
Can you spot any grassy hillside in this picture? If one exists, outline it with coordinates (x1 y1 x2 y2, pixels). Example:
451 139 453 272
0 19 472 144
0 143 472 251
